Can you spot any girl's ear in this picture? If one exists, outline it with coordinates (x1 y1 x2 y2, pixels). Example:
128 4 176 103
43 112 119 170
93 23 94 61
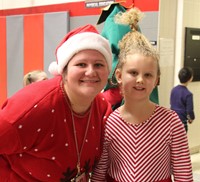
115 68 122 85
155 77 160 86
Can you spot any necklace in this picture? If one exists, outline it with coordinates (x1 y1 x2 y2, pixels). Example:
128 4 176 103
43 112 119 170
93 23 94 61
71 105 92 175
60 81 92 179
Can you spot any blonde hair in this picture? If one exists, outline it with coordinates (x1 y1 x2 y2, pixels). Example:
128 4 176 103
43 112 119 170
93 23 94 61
112 7 160 82
23 70 48 86
109 7 148 86
118 31 160 76
114 7 144 31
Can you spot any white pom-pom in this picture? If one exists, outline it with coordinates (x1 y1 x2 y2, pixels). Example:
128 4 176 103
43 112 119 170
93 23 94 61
48 61 60 76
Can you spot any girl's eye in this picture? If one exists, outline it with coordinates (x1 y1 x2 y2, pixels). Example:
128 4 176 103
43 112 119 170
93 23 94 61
145 73 153 77
131 71 138 76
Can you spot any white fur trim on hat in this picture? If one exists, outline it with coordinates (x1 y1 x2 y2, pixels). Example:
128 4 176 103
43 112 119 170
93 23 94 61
48 61 59 76
49 32 112 76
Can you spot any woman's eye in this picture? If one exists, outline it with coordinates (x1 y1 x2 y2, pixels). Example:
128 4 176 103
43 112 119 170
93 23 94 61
77 63 86 67
95 63 104 68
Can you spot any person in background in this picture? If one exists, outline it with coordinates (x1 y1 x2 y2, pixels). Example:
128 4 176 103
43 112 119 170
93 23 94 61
0 24 112 182
23 69 48 86
91 12 193 181
170 67 195 133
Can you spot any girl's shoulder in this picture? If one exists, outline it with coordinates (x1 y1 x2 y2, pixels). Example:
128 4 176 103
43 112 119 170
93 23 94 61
154 105 180 118
153 105 183 127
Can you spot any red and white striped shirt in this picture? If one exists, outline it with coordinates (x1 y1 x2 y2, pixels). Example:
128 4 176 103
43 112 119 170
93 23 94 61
91 105 193 182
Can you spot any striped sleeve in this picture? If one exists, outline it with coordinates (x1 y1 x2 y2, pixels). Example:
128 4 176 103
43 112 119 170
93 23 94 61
170 112 193 181
91 123 110 181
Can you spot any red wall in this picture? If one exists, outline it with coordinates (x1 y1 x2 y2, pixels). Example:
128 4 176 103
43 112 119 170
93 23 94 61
0 0 159 16
0 0 159 105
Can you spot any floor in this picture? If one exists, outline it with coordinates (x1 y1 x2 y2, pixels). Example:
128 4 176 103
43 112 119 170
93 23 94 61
191 152 200 182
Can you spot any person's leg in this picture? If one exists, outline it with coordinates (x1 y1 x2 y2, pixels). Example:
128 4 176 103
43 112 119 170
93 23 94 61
182 120 188 133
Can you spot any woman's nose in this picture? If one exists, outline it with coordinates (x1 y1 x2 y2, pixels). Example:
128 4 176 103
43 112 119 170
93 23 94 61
85 65 96 76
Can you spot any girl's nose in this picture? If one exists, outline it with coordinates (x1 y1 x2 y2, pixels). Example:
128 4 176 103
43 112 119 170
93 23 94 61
136 75 144 84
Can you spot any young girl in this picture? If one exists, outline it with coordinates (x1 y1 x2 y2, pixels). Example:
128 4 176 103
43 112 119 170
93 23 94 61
91 24 193 182
99 5 159 110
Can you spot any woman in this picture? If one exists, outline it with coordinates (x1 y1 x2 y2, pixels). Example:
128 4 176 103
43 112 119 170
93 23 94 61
0 24 112 182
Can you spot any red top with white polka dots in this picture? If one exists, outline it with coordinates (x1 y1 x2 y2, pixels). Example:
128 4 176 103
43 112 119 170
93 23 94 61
0 76 112 182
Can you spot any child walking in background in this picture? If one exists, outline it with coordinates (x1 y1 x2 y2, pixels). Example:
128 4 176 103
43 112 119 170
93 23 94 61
91 13 193 181
170 67 195 133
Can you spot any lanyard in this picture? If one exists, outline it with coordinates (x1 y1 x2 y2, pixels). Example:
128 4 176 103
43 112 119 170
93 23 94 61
61 81 92 175
70 106 92 174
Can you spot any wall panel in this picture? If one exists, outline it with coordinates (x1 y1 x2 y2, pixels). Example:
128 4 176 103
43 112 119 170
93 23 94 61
7 15 24 96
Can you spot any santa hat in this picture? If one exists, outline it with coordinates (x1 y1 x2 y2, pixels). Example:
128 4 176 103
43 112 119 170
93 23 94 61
48 24 112 76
